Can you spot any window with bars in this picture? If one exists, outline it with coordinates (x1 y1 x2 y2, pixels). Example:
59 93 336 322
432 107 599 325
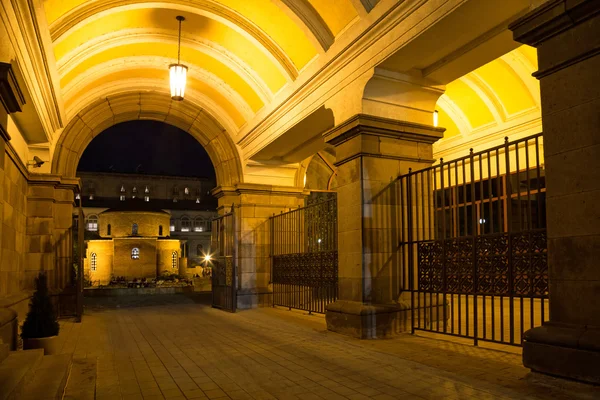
91 253 97 271
86 215 98 231
172 251 178 269
132 248 140 259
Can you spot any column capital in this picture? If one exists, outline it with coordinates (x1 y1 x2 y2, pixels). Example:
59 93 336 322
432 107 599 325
510 0 600 47
323 114 444 166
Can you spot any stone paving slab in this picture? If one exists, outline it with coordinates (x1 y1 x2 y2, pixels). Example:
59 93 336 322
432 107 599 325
52 294 600 400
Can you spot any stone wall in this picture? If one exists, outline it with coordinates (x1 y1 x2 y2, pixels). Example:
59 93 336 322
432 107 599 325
157 240 180 275
85 240 113 285
113 238 157 279
99 211 169 238
0 147 27 297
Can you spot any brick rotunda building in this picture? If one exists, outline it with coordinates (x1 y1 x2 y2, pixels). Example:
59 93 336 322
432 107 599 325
83 200 185 285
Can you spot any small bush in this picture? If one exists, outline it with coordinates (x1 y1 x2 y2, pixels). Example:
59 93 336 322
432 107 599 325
20 273 59 339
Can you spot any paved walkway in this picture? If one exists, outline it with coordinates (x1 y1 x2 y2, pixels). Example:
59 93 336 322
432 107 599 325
55 294 599 400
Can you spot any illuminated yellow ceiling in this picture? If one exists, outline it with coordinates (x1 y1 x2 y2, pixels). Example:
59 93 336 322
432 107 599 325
436 45 540 141
44 0 359 129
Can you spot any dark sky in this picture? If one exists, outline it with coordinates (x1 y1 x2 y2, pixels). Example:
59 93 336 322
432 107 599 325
77 120 215 179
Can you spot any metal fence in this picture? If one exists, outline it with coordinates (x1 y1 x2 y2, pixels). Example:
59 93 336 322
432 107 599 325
396 133 548 346
211 208 236 312
271 197 338 313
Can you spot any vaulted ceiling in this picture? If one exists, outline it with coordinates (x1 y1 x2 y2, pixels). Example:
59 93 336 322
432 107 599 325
44 0 360 131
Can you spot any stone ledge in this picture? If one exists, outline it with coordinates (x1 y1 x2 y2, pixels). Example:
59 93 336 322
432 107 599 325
523 323 600 384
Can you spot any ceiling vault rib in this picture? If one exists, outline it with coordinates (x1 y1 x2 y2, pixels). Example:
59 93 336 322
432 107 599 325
278 0 334 52
49 0 299 80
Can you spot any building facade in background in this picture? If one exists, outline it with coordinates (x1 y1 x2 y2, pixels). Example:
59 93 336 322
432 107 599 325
76 172 218 269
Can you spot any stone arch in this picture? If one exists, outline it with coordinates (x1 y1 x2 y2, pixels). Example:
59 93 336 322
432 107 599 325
52 91 244 187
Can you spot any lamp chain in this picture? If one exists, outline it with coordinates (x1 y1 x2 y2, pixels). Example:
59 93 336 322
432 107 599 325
177 18 182 64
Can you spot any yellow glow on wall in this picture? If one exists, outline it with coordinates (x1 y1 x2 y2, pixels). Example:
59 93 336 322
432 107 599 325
444 80 495 129
519 45 538 69
53 9 287 93
436 108 461 139
475 59 536 116
308 0 358 36
60 42 265 112
43 0 87 25
217 0 317 69
64 69 247 127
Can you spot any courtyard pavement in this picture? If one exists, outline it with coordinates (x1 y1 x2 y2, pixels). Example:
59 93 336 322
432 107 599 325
55 294 599 400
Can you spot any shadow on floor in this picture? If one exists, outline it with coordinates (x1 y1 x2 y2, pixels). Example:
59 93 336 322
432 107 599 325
83 292 212 312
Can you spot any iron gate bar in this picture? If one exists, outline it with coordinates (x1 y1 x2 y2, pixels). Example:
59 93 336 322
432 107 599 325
211 207 236 312
270 197 338 314
401 133 548 347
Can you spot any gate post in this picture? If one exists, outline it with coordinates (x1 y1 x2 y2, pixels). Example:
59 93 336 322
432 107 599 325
212 184 307 310
510 0 600 384
323 114 444 338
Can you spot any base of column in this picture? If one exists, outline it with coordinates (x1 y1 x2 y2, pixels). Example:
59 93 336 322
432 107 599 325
325 300 413 339
236 287 272 310
523 322 600 384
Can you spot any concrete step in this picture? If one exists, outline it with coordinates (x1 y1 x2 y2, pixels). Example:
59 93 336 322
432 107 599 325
62 357 96 400
0 349 44 400
18 353 72 400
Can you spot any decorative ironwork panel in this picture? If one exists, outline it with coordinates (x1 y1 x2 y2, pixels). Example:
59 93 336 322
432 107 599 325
511 230 548 296
445 237 474 294
476 234 509 295
418 241 443 292
273 251 338 288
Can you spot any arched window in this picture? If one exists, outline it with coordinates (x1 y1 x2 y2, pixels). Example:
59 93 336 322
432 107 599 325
159 225 163 236
107 224 111 236
132 248 140 259
172 251 178 269
132 223 138 235
181 217 191 232
170 219 175 232
194 217 204 232
91 253 97 271
86 215 98 231
184 187 189 195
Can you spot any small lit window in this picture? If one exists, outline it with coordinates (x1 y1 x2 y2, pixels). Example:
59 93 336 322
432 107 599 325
89 194 94 200
91 253 97 271
86 215 98 231
75 193 80 200
120 195 125 201
173 198 178 203
132 248 140 259
196 198 200 203
184 187 189 195
170 225 175 232
107 224 111 236
132 195 136 199
181 217 191 232
159 225 163 236
120 185 125 193
144 196 149 202
172 251 178 269
132 223 138 235
145 186 149 193
133 187 137 193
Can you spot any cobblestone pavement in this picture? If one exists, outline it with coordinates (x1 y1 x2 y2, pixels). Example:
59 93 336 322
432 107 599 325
56 294 599 400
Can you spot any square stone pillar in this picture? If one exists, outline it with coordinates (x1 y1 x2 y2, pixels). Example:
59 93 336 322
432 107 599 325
26 175 78 293
323 114 443 338
510 0 600 384
214 184 307 309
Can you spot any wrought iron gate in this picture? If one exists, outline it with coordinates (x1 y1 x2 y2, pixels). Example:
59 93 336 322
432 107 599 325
211 207 237 312
399 133 548 346
271 196 338 313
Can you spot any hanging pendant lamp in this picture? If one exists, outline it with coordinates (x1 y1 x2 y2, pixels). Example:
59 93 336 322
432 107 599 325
169 16 187 101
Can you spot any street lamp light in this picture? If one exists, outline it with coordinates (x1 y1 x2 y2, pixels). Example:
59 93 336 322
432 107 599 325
169 16 187 101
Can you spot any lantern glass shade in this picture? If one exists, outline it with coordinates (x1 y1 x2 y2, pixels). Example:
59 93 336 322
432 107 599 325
169 63 187 101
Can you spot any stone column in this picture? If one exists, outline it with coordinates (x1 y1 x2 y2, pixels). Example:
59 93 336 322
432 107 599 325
510 0 600 384
214 184 306 309
26 175 78 293
324 114 443 338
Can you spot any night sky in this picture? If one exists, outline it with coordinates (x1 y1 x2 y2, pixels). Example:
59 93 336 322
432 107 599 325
77 120 216 179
